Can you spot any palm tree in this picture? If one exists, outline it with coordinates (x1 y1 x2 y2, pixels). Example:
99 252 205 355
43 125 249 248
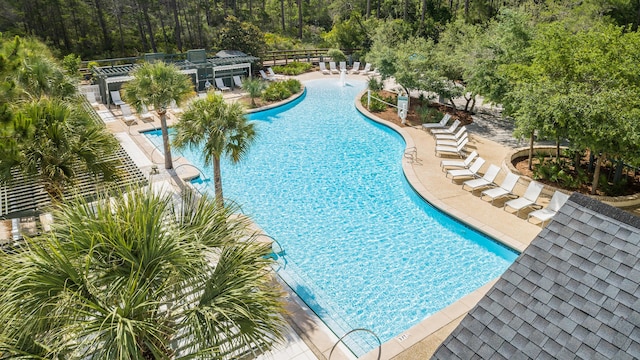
0 187 287 359
123 62 194 170
243 77 265 107
0 98 119 200
173 93 256 206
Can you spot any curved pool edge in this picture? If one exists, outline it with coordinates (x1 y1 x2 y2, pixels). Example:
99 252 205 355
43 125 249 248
354 90 527 254
353 91 530 360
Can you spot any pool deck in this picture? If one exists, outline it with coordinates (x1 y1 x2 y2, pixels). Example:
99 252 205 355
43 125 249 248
96 71 544 360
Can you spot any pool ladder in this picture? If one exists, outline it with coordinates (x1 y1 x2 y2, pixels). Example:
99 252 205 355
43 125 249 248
329 328 381 360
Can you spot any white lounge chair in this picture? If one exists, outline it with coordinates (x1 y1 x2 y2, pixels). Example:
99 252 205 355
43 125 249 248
110 90 125 109
527 191 570 226
504 181 544 216
462 164 500 191
350 62 361 74
215 78 231 91
85 92 100 108
435 126 467 141
260 70 275 81
120 104 137 125
361 63 372 75
233 75 243 88
446 157 485 182
329 61 340 74
339 61 347 72
422 114 452 130
435 132 468 148
139 104 154 123
481 172 520 204
319 62 330 75
267 67 285 80
440 150 478 172
435 137 468 157
430 119 461 136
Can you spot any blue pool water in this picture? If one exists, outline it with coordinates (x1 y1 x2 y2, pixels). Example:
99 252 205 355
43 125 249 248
145 79 518 356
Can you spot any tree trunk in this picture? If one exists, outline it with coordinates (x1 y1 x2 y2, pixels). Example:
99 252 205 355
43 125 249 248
366 0 371 18
377 0 380 18
213 156 224 206
420 0 426 27
280 0 285 32
591 153 604 195
528 130 534 170
464 0 469 17
94 0 112 53
170 0 183 51
297 0 302 39
614 159 624 184
141 0 157 52
556 138 560 162
159 111 174 169
403 0 408 20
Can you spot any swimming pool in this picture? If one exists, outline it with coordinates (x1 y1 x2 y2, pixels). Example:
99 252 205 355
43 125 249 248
145 79 518 356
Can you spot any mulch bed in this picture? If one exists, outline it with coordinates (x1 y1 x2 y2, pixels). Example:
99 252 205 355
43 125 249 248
370 91 473 128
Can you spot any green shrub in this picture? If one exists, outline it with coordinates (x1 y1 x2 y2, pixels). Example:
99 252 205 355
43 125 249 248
533 156 587 189
272 62 313 75
367 77 383 91
360 92 387 112
283 79 301 94
417 105 444 124
327 48 346 62
262 81 292 101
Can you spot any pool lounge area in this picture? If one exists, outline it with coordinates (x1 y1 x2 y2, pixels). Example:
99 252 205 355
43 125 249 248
105 71 543 359
144 78 520 357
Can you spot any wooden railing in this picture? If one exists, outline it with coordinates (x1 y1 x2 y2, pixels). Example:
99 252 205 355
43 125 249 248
263 48 361 66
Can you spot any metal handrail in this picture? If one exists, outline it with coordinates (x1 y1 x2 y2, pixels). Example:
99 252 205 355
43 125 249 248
328 328 382 360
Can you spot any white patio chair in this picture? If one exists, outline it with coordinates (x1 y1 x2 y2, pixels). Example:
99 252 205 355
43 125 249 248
110 90 125 109
504 181 545 216
481 172 520 204
139 104 154 123
85 92 100 108
339 61 347 72
440 150 478 172
319 62 330 74
260 69 275 81
361 63 372 75
119 104 137 125
329 61 340 74
233 75 243 88
267 67 285 80
430 119 461 136
462 164 500 191
435 126 467 141
435 132 468 148
527 191 571 226
422 114 452 131
215 78 231 91
446 157 485 182
435 137 468 157
350 62 361 74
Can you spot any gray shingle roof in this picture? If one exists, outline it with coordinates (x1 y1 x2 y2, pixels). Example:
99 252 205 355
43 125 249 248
432 193 640 359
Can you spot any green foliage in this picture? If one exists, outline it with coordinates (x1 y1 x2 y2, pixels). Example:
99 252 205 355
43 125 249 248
262 81 293 101
322 13 371 50
174 93 256 204
283 78 302 93
213 16 267 58
272 62 313 75
533 156 588 189
243 77 265 107
361 92 387 112
326 48 347 62
367 76 383 91
0 188 286 358
417 105 444 124
62 53 81 77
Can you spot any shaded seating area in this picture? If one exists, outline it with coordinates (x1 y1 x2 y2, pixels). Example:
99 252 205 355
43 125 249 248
215 77 231 91
110 90 125 109
233 75 243 88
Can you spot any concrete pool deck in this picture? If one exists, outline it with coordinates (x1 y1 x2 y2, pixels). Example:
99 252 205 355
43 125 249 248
97 71 543 360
